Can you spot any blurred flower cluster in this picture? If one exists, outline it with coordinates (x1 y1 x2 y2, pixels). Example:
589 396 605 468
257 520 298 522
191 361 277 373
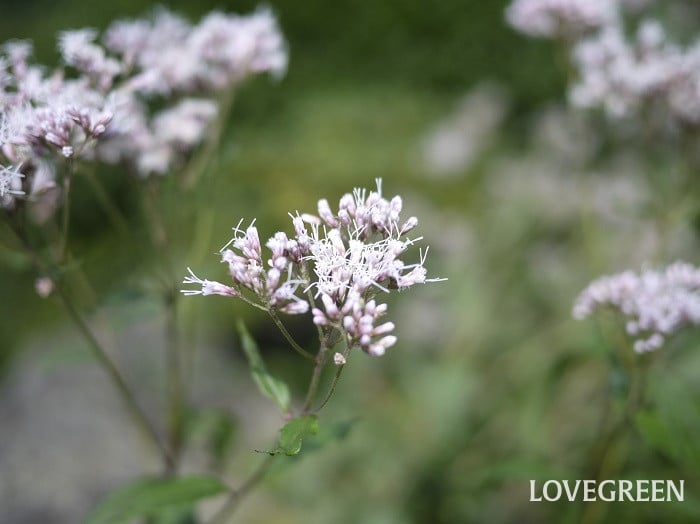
507 0 700 129
573 262 700 352
184 180 443 357
0 7 286 218
506 0 617 39
505 0 700 351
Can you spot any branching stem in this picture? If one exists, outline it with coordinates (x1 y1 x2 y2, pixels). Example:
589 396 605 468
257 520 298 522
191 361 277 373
268 309 315 361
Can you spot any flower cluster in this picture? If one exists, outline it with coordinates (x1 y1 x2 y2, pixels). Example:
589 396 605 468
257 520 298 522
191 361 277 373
183 219 308 315
570 20 700 125
96 7 286 176
505 0 616 39
506 0 700 129
0 6 287 212
0 39 114 211
573 262 700 352
183 181 443 357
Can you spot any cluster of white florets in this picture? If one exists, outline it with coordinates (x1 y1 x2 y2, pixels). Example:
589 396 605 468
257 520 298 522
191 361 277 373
0 6 287 212
506 0 616 38
573 262 700 352
570 19 700 124
302 181 432 355
506 0 700 128
183 181 443 356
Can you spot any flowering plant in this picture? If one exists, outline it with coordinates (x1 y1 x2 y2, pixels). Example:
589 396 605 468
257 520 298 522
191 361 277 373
0 6 444 514
505 1 700 521
185 180 439 358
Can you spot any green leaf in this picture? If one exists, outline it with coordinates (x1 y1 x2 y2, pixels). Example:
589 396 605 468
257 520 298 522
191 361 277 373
85 475 227 524
149 506 198 524
237 320 291 414
277 415 319 456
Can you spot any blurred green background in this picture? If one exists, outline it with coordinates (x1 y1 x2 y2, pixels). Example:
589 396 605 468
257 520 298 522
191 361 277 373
2 1 700 523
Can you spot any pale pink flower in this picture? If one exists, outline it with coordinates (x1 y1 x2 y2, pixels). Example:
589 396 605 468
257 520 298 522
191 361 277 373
573 262 700 352
183 181 444 357
506 0 617 39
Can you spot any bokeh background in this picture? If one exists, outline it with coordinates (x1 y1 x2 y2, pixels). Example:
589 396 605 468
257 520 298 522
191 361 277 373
2 1 700 523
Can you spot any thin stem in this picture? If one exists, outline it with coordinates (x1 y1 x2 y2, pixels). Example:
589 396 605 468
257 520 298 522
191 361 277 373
5 217 173 470
311 336 352 414
141 180 169 250
207 454 276 524
312 364 344 414
58 285 174 469
239 294 269 312
59 158 74 261
580 354 651 524
165 288 185 473
84 168 129 237
302 334 332 413
140 176 188 473
268 309 315 361
182 88 236 190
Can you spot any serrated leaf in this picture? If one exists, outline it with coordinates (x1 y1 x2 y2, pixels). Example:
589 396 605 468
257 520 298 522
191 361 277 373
85 475 226 524
237 320 291 414
277 415 319 456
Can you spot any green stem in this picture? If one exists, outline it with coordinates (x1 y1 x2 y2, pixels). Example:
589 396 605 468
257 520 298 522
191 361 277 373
311 336 352 414
312 363 344 414
58 284 174 470
59 158 74 261
165 288 185 474
302 335 331 413
140 177 188 473
580 355 651 524
141 180 169 251
18 165 172 466
207 454 276 524
182 89 236 190
6 214 173 470
268 309 315 361
84 169 130 237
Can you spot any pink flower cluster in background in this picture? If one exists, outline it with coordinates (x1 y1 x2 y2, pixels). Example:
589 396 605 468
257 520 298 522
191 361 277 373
0 7 287 213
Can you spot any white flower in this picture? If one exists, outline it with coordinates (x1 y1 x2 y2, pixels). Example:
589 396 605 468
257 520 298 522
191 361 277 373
183 180 445 356
309 179 418 239
181 268 240 297
573 261 700 352
59 29 122 90
184 220 310 314
505 0 617 38
152 99 218 147
0 163 24 198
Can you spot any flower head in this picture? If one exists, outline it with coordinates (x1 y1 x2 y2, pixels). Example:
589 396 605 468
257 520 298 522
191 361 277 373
573 261 700 352
506 0 617 39
183 180 444 357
